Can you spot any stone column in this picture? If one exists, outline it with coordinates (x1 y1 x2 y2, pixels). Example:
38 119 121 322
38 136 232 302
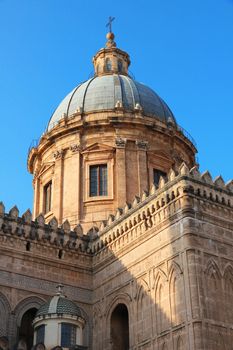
115 137 127 208
53 149 65 224
136 140 148 195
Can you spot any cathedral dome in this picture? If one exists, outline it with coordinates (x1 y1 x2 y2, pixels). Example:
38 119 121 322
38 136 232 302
47 75 176 131
36 294 82 317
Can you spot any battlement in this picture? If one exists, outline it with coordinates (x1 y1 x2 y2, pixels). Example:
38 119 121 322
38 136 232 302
89 163 233 261
1 163 232 262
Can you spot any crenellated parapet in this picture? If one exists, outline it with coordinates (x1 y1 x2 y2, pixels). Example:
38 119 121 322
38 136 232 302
89 163 233 260
0 205 91 262
1 163 233 263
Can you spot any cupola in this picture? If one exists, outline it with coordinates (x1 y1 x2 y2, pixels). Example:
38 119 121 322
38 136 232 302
32 285 86 350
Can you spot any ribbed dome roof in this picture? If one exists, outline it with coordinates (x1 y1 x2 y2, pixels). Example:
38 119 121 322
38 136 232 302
36 295 82 317
47 74 176 131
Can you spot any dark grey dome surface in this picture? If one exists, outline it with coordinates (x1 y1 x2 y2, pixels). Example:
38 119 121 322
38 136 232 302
36 295 82 317
47 74 176 131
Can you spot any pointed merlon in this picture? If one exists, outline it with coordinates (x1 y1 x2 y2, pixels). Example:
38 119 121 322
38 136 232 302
22 209 32 223
9 205 19 219
201 171 213 184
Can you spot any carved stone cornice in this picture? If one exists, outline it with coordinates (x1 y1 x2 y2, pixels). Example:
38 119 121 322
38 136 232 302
136 140 148 150
115 137 127 148
53 149 65 160
69 144 81 153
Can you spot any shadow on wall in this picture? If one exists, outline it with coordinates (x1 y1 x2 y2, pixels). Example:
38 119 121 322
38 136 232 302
1 167 233 349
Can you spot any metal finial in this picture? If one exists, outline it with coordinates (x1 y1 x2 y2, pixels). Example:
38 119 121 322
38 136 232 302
106 16 115 33
56 283 64 296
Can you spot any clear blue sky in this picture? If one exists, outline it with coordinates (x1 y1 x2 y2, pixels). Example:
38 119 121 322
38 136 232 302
0 0 232 214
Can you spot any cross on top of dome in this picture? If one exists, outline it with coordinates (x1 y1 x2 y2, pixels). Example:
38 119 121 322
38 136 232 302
106 16 115 33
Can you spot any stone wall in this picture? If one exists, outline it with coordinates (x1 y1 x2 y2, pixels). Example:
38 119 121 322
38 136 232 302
0 163 233 349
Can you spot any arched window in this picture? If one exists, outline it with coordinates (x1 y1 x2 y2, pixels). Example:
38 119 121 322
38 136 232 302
118 60 123 72
44 181 52 214
110 304 129 350
105 58 112 72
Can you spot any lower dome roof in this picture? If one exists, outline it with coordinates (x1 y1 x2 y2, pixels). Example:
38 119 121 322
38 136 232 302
47 74 176 131
36 295 82 317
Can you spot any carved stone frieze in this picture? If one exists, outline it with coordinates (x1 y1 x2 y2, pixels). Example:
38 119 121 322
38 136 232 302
69 144 81 153
115 137 127 148
53 149 64 160
136 140 148 150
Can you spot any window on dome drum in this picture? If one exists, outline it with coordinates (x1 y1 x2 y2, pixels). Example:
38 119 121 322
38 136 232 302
44 181 52 214
90 164 107 197
36 325 45 344
105 58 112 72
61 323 76 347
153 169 167 186
118 59 123 72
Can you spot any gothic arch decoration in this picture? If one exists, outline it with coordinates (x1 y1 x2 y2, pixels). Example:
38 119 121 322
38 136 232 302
168 261 183 278
161 342 168 350
204 260 222 321
215 332 225 350
223 264 233 323
169 262 184 326
154 271 170 333
177 335 184 350
136 279 151 342
0 292 11 336
205 259 222 277
152 268 167 290
13 295 46 327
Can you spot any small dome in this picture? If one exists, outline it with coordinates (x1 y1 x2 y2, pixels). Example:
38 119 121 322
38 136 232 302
36 295 82 317
47 75 176 131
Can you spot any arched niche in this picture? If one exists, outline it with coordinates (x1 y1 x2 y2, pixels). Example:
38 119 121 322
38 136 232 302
14 296 45 349
110 303 129 350
18 308 37 350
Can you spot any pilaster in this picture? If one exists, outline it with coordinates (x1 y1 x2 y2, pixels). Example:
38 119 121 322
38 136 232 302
53 149 65 225
115 137 127 208
136 140 149 195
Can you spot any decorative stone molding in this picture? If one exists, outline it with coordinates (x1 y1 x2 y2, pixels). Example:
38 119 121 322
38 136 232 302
134 103 143 112
135 140 148 150
53 149 64 160
70 144 81 153
115 137 127 148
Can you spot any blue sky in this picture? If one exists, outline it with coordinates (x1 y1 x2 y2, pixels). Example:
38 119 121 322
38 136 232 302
0 0 232 214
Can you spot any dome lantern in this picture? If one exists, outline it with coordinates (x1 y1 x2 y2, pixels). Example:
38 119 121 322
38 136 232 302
92 31 130 76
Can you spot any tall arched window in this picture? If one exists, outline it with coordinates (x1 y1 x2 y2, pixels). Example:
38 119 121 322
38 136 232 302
110 304 129 350
105 58 112 72
118 60 123 72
